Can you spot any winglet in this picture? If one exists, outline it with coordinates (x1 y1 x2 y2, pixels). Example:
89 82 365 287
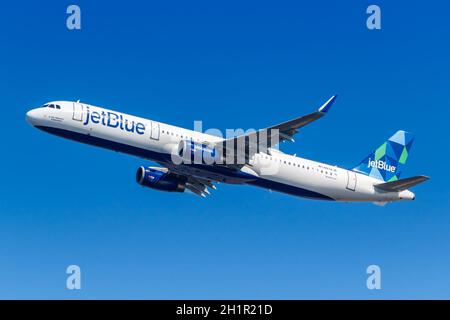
318 95 338 113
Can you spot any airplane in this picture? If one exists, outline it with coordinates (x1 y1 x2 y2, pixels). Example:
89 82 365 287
26 96 429 205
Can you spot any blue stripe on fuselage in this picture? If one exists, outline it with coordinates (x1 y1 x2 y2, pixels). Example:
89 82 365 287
247 178 333 200
35 125 334 201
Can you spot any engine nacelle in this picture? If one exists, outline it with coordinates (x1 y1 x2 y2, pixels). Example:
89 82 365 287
177 140 223 165
136 167 186 192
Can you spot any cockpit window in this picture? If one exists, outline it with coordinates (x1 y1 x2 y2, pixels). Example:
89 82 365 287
42 104 61 109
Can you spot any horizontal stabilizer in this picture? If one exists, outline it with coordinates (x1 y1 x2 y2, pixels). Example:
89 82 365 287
374 175 429 192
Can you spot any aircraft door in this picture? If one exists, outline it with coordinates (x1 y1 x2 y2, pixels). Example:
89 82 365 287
73 102 83 121
150 121 160 140
346 171 357 191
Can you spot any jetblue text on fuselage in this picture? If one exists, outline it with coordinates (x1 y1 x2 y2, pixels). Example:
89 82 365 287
83 107 145 135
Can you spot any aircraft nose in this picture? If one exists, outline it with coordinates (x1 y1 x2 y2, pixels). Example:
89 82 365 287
26 108 40 126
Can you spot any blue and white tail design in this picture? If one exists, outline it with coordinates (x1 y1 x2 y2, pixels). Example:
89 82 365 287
352 130 414 182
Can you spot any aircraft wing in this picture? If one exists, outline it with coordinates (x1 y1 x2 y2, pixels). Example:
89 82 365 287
158 163 218 197
217 95 337 164
185 175 217 197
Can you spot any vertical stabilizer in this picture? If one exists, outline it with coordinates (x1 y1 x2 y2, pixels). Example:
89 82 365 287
353 130 414 182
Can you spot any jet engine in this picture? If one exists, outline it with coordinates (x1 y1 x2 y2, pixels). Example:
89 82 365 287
136 167 186 192
177 140 223 165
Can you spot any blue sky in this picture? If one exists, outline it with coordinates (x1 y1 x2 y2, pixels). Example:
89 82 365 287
0 0 449 299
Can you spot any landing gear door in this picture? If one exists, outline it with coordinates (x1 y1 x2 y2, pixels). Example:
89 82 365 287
73 102 83 121
346 171 357 191
150 121 160 140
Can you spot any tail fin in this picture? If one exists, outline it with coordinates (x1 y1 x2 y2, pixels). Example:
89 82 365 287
352 130 414 182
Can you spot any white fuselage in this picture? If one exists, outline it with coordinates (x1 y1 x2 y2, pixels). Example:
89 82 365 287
26 101 415 203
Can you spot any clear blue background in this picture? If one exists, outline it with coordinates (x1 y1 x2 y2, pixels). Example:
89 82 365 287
1 0 449 299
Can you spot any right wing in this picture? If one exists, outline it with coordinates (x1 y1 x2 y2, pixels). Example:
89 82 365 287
216 95 337 164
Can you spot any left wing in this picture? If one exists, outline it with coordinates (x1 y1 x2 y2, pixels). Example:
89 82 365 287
185 175 217 198
216 95 337 164
161 164 218 197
